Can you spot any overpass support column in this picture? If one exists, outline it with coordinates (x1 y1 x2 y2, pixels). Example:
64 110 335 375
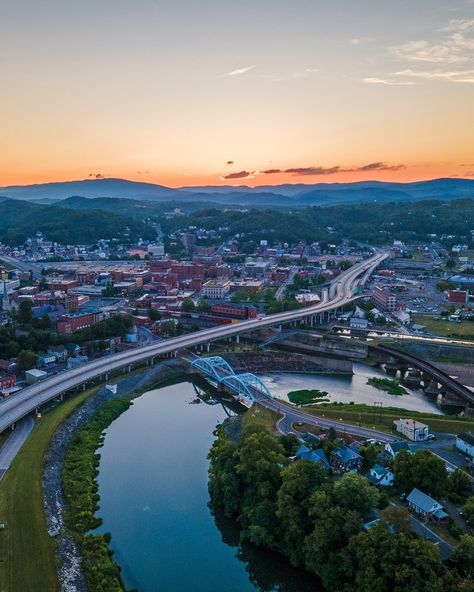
235 335 240 344
206 342 211 353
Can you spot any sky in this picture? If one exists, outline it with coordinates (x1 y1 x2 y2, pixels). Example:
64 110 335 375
0 0 473 187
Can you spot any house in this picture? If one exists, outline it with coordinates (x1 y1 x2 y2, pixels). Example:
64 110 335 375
456 432 474 461
350 318 369 330
295 445 330 470
384 440 420 459
406 488 448 522
38 353 57 368
367 464 395 487
394 418 429 442
48 345 68 362
330 445 363 473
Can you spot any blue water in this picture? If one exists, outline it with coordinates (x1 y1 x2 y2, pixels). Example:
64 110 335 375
96 380 321 592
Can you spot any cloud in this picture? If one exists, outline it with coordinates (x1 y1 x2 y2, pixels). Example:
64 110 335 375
226 160 234 165
284 162 406 176
222 65 256 77
357 162 406 172
391 19 474 64
222 170 254 179
262 168 282 174
88 173 105 179
284 166 341 176
363 77 415 86
395 68 474 83
136 170 150 175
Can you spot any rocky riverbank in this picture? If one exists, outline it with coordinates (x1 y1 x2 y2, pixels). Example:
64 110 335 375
223 351 353 375
42 360 180 592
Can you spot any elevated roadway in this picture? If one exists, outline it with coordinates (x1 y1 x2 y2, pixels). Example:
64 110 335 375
0 252 387 433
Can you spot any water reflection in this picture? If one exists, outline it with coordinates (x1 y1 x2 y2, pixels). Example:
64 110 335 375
213 508 324 592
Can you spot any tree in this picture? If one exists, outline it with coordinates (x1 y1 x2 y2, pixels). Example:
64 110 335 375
448 469 472 501
148 308 161 322
208 432 241 518
461 496 474 525
276 460 328 565
181 297 196 312
359 444 378 469
393 449 448 498
279 433 300 456
17 299 33 326
197 298 211 312
380 505 412 535
333 473 380 513
17 349 38 372
347 522 445 592
451 535 474 579
446 258 457 270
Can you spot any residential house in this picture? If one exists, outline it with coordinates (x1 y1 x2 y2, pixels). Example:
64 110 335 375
406 488 448 522
384 439 420 459
367 464 395 487
456 432 474 461
330 445 363 473
295 445 330 470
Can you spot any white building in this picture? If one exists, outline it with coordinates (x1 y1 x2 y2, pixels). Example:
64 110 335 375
202 280 231 300
394 418 429 442
148 243 165 259
25 369 48 384
456 432 474 460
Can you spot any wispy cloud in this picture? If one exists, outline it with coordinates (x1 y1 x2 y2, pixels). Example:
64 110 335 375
364 77 415 86
262 168 282 174
222 65 257 77
222 170 255 180
395 68 474 83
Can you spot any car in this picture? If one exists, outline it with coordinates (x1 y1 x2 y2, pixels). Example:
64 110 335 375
296 421 303 426
427 434 436 440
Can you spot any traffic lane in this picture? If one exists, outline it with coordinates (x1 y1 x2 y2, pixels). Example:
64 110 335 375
256 395 392 442
0 253 386 430
0 417 35 480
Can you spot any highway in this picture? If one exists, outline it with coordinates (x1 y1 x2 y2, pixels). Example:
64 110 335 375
0 251 387 433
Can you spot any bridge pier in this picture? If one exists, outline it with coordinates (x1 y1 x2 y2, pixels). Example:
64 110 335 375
235 334 240 344
425 379 440 397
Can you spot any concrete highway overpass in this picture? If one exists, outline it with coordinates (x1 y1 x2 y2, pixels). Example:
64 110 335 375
0 252 387 433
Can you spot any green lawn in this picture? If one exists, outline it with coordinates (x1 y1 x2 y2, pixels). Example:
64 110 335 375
413 315 474 339
302 403 474 435
243 404 280 434
0 387 98 592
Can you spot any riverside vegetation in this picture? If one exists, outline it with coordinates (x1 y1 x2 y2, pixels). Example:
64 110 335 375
208 422 474 592
367 377 407 396
287 389 330 406
62 398 133 592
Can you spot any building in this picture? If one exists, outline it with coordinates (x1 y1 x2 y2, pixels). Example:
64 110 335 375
393 418 429 442
148 243 165 259
367 464 395 487
372 285 397 312
25 368 48 384
295 445 330 470
448 289 468 304
350 318 369 329
210 303 257 320
406 488 447 521
384 439 420 459
0 374 16 391
56 310 101 335
456 432 474 460
330 445 363 473
201 280 231 300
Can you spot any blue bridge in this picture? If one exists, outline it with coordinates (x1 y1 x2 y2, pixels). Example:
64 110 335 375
191 356 273 404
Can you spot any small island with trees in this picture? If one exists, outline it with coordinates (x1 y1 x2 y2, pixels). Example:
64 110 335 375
367 377 407 396
287 389 330 406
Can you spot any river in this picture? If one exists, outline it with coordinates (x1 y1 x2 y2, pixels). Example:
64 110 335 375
259 363 442 414
96 379 322 592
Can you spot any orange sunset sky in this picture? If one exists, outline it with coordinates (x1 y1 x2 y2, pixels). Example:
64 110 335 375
1 0 473 188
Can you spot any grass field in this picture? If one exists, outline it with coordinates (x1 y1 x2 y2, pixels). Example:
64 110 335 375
301 402 474 435
413 315 474 339
243 404 280 433
0 388 98 592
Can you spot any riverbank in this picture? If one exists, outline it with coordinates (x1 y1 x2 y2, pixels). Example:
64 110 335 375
43 360 183 592
223 351 353 375
0 387 98 592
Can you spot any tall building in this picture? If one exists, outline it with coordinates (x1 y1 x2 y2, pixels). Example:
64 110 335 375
372 285 397 312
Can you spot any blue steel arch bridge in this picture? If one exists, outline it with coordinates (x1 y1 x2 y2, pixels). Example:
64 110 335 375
191 356 272 405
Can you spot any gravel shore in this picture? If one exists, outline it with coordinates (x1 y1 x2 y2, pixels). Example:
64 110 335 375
42 361 180 592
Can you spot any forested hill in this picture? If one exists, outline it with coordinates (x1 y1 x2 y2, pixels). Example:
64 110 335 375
0 199 154 245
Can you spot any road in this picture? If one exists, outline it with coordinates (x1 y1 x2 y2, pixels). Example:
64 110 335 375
0 251 387 433
275 265 298 301
0 255 43 279
0 417 34 480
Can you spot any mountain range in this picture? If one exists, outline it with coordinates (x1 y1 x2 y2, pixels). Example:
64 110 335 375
1 177 473 207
